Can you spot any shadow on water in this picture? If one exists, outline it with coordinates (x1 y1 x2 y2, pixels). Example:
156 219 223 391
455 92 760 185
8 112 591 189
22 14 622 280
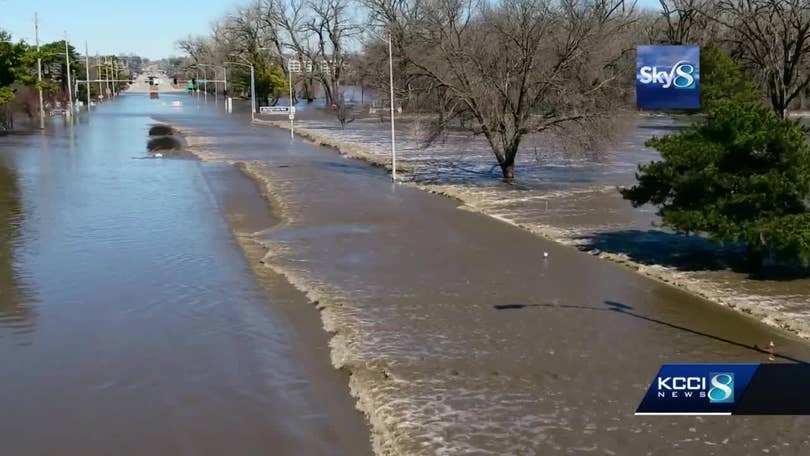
0 162 34 328
576 229 810 281
493 300 808 364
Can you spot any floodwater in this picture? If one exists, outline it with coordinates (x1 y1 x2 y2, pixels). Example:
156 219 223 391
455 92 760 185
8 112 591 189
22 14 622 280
279 113 810 338
0 96 371 455
165 97 810 454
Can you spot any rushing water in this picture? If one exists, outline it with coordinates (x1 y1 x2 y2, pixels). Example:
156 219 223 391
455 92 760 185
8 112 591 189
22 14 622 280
275 113 810 339
161 97 810 455
0 96 370 455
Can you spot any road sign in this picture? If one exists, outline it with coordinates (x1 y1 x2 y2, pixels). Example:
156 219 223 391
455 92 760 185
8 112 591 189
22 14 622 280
288 114 294 120
260 106 291 115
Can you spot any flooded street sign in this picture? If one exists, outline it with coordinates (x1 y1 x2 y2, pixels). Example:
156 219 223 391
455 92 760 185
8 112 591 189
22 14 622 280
259 106 291 115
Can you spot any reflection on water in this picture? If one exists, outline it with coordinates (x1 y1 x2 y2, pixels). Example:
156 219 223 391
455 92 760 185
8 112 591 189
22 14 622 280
0 159 34 333
0 96 370 455
282 113 810 337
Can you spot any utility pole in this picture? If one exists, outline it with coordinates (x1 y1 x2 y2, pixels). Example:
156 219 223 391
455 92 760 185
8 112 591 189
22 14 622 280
35 13 44 130
85 42 91 110
64 33 73 118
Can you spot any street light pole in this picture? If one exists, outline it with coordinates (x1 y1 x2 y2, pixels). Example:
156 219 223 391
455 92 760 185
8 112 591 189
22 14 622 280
258 47 294 138
35 12 44 130
96 54 102 101
84 42 91 110
111 58 116 96
249 63 255 121
64 33 73 117
225 59 255 122
288 58 294 139
388 29 397 181
105 57 111 96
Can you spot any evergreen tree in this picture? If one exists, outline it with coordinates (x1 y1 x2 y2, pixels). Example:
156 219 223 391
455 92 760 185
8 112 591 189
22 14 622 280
622 46 810 268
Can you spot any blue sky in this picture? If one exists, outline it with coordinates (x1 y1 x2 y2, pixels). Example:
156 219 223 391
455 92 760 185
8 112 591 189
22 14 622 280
1 0 663 59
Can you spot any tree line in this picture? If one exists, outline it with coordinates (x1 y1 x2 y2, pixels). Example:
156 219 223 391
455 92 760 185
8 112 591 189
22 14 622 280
177 0 810 267
0 30 129 130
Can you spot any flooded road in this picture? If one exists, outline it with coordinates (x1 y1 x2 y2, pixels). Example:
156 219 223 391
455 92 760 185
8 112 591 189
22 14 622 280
164 98 810 454
0 96 371 455
268 113 810 339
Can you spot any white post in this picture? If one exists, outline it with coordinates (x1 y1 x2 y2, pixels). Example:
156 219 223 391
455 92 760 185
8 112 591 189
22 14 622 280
288 59 294 139
388 30 397 181
64 33 73 118
84 42 91 110
35 12 44 130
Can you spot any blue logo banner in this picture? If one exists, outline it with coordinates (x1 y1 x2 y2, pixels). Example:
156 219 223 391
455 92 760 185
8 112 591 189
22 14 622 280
636 364 758 415
637 45 701 110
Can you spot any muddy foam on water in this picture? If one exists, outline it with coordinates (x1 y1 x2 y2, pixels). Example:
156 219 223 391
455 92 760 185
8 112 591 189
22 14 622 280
263 116 810 340
174 117 810 456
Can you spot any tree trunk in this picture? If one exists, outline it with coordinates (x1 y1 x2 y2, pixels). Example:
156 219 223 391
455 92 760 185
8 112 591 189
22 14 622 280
500 158 515 180
745 244 765 272
498 140 519 181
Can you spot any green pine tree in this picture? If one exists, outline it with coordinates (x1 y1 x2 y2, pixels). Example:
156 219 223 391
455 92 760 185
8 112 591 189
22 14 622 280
622 46 810 268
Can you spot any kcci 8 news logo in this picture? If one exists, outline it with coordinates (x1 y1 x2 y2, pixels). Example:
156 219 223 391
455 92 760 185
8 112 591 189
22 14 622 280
637 45 700 110
654 372 734 403
636 364 757 415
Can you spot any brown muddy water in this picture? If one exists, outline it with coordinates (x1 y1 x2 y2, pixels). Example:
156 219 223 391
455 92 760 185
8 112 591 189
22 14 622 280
164 98 810 455
268 112 810 339
0 95 371 455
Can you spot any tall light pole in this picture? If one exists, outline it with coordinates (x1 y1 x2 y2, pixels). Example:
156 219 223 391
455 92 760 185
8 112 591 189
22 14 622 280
111 58 116 96
226 59 255 122
287 58 294 139
198 63 225 102
201 66 207 101
84 42 91 110
64 33 73 117
104 57 111 96
35 13 44 130
259 47 294 139
387 29 397 181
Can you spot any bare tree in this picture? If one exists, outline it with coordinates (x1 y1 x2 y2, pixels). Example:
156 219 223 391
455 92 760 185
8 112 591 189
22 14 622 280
710 0 810 118
365 0 637 180
649 0 715 44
